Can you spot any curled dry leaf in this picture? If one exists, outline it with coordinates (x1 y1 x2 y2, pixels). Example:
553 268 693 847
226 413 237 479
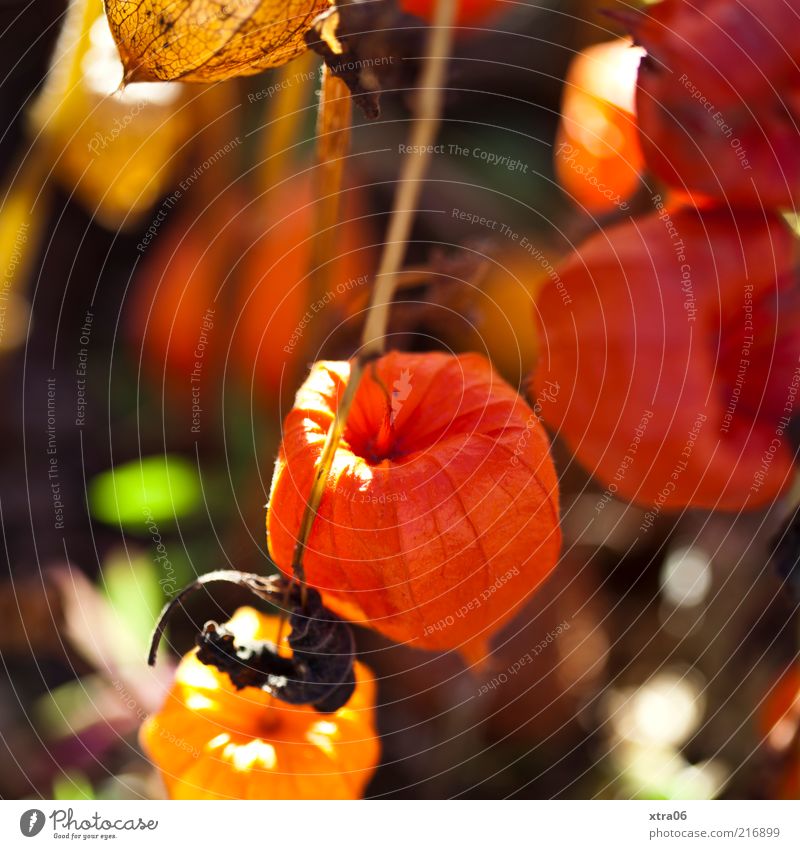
105 0 330 83
305 0 423 118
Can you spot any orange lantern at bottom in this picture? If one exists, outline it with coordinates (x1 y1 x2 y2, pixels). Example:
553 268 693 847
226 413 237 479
140 607 380 799
267 351 562 659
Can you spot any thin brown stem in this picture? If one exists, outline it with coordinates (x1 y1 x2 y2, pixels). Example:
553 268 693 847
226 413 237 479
311 68 353 308
289 355 366 587
288 0 458 587
360 0 457 358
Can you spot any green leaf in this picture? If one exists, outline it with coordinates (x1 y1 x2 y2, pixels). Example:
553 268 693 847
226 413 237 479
102 551 164 647
89 455 201 529
53 770 94 801
35 676 107 740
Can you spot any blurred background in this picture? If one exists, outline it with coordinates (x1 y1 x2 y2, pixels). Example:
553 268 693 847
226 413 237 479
0 0 798 800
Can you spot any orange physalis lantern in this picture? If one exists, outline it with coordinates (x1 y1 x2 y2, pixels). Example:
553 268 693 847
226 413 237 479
234 175 375 396
633 0 800 207
130 194 238 388
267 351 561 658
532 205 800 512
401 0 504 27
141 607 380 799
130 175 374 396
555 38 645 214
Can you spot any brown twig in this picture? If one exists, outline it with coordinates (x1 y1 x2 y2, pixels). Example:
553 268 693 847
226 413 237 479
147 571 284 665
310 67 353 310
287 0 459 589
360 0 457 358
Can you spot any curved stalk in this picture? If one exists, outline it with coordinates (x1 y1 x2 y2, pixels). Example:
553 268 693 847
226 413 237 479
288 0 459 587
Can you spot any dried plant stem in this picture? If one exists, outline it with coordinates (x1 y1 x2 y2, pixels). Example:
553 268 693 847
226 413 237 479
288 0 458 586
311 68 353 307
289 355 366 585
360 0 457 358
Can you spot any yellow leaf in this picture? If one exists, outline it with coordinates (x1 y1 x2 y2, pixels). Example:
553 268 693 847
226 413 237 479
104 0 331 83
29 0 194 229
0 151 47 303
0 152 41 352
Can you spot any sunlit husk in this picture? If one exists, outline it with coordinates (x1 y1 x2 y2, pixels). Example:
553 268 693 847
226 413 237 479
105 0 330 83
268 351 562 654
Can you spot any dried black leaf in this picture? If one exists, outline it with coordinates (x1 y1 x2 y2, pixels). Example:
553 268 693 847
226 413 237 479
148 570 357 713
305 0 425 119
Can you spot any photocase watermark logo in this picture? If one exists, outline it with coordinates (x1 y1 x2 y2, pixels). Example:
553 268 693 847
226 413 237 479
391 369 413 423
19 809 45 837
15 808 159 837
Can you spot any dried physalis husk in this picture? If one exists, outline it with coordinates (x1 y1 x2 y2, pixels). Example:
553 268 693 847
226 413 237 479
104 0 331 83
28 0 192 229
268 351 562 663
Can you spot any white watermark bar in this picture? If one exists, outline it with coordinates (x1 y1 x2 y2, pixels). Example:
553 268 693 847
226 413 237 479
1 800 798 847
